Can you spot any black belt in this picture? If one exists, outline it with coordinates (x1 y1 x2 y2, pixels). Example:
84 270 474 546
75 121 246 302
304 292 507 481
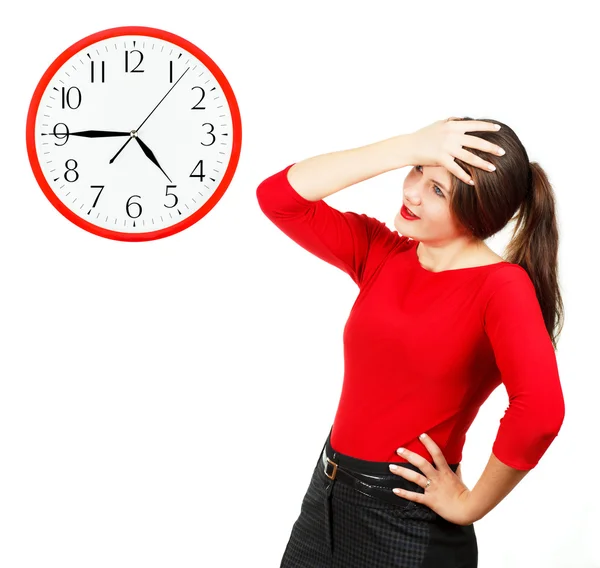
321 446 426 507
321 431 460 508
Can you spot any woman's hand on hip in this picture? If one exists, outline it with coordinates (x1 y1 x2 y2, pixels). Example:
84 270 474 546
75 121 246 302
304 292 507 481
389 433 475 526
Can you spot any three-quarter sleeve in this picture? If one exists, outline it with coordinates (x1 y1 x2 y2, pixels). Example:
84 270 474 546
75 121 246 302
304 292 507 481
256 163 407 288
483 266 566 470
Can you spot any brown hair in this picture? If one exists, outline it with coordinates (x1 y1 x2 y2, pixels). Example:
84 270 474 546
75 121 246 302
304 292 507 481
449 117 564 350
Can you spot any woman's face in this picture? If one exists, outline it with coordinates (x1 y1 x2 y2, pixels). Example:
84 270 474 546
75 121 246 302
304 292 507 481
393 165 467 241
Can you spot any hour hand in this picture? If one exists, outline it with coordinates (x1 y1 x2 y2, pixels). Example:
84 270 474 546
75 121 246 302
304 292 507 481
134 136 172 183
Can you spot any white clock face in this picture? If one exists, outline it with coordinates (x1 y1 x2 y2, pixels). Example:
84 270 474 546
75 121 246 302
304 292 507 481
28 28 241 241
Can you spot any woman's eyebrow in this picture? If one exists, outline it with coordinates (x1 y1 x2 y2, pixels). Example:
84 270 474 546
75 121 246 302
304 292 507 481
422 166 451 193
432 177 450 192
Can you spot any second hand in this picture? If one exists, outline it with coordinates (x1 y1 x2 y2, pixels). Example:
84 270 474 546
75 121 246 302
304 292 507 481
108 67 190 164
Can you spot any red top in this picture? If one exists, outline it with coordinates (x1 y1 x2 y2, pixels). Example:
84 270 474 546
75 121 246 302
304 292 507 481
256 163 565 470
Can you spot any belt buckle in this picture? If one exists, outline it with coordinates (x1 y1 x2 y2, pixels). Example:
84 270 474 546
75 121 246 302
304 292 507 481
324 457 338 480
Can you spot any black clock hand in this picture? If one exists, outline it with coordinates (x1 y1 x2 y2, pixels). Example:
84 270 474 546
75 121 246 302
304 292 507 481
134 135 172 183
109 67 190 165
69 130 130 138
42 129 131 138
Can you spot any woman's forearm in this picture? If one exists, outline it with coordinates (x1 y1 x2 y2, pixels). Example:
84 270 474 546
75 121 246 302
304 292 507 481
287 134 414 202
466 452 531 523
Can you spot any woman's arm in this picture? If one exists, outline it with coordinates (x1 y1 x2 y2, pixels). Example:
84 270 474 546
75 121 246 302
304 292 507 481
287 134 414 201
466 452 531 523
465 267 565 522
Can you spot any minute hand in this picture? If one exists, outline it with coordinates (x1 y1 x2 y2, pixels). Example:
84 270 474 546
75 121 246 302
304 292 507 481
108 67 190 165
69 130 130 138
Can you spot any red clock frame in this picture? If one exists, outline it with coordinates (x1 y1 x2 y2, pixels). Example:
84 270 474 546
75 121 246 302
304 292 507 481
26 26 242 242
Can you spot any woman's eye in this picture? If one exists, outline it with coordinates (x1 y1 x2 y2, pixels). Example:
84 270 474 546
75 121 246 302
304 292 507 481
415 166 444 198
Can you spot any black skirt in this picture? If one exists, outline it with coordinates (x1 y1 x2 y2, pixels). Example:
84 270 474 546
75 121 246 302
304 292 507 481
280 427 478 567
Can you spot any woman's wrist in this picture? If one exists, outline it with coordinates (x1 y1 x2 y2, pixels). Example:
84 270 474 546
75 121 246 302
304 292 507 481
382 133 414 170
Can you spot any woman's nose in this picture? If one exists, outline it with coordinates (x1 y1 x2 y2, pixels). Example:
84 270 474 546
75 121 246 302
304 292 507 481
404 193 421 205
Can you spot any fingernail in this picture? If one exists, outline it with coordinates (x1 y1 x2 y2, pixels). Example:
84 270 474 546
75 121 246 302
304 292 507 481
397 447 405 454
389 464 399 471
419 433 426 439
488 164 496 171
469 179 474 185
495 124 501 130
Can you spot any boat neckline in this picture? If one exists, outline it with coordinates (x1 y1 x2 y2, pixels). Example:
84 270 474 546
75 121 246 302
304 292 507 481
410 240 511 274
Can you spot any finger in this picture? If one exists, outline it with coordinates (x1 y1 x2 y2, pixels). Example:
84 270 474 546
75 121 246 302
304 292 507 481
454 146 498 174
443 157 473 186
418 433 450 470
389 463 428 488
448 119 501 132
392 487 426 504
397 447 437 478
462 133 505 155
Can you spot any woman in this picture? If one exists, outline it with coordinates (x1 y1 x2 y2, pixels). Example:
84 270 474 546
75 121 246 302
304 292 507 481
255 117 565 567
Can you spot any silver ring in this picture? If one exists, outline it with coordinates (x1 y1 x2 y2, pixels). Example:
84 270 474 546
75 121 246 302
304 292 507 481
425 478 431 489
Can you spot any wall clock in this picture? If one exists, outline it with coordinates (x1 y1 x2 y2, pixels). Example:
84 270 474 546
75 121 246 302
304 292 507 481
26 26 242 242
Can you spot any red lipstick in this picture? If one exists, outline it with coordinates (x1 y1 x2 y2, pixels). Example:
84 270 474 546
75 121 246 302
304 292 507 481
401 204 420 220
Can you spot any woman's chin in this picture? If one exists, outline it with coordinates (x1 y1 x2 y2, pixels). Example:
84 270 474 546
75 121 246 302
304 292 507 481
394 218 417 237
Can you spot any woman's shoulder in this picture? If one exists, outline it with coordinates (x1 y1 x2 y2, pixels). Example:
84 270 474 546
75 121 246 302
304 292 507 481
481 261 535 300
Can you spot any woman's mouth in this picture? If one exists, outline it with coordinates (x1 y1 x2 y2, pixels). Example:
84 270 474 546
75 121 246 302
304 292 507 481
401 205 420 220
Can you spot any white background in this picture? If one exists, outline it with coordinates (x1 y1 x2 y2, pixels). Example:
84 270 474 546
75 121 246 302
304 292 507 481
1 1 598 567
